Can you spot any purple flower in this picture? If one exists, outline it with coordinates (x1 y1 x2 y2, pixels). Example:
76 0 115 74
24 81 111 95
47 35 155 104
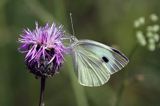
19 23 66 77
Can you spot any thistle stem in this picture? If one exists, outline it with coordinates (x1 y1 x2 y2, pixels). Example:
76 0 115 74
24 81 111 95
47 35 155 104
39 77 46 106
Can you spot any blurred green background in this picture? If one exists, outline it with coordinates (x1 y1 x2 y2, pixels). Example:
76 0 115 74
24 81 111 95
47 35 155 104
0 0 160 106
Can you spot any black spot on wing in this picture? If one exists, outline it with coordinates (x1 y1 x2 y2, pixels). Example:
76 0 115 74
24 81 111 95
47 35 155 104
112 48 129 61
102 56 109 63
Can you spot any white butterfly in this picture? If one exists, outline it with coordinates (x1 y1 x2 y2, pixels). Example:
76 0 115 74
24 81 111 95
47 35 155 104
67 36 129 87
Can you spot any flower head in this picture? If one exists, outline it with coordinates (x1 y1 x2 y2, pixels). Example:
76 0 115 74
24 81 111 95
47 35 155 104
19 23 65 77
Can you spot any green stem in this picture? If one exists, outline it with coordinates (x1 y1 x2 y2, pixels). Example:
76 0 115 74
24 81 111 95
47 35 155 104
39 77 46 106
114 43 139 106
66 57 89 106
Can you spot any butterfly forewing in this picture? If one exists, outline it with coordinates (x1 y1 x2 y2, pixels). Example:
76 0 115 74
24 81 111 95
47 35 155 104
71 40 129 87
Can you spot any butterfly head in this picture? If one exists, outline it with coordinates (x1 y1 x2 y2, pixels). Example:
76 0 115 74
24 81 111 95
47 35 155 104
70 36 78 43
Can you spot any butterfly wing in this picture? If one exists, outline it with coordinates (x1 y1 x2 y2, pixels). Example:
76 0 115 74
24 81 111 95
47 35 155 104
71 40 129 87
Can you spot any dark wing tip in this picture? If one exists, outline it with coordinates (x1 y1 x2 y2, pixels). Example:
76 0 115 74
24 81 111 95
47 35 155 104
112 48 129 62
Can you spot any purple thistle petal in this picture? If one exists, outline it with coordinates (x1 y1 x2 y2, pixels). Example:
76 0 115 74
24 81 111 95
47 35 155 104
19 22 66 77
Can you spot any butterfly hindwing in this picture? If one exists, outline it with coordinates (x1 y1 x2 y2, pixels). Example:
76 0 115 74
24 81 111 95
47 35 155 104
71 40 129 87
72 46 111 87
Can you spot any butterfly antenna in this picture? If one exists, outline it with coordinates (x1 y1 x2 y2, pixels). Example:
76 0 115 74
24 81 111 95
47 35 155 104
70 13 75 36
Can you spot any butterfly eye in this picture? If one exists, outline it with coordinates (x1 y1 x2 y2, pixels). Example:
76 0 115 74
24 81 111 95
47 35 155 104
102 56 109 63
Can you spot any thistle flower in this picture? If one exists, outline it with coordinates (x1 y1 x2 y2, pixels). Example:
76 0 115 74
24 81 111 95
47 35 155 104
19 23 65 77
